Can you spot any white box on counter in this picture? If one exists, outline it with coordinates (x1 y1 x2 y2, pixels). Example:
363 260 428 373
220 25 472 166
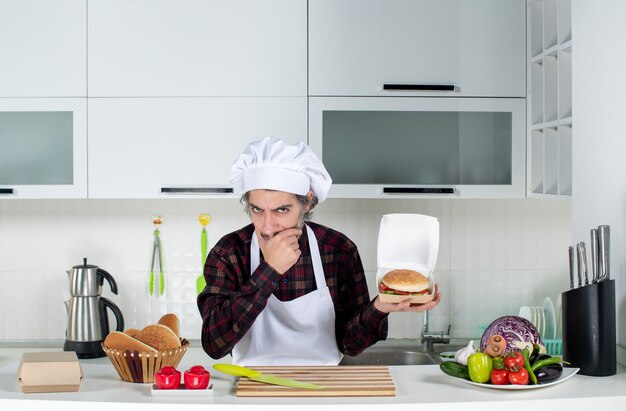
16 351 83 393
376 214 439 304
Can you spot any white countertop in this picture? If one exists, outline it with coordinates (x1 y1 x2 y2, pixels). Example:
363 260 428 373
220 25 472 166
2 341 626 411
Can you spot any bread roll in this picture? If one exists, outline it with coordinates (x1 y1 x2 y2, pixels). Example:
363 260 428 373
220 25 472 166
136 324 181 351
123 328 140 338
157 313 180 338
104 331 157 352
381 269 429 293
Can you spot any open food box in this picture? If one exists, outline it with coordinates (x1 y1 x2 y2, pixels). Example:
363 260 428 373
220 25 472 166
376 213 439 304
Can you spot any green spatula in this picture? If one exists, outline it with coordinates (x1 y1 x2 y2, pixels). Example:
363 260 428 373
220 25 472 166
196 213 211 294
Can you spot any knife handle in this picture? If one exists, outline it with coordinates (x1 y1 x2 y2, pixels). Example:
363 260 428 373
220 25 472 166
598 225 610 281
568 246 575 289
590 229 598 283
576 243 585 288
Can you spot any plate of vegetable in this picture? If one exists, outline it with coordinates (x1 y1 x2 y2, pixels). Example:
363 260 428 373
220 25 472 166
448 367 579 390
440 328 578 390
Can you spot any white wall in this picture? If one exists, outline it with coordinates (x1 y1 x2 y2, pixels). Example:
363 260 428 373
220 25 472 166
0 198 571 342
572 1 626 364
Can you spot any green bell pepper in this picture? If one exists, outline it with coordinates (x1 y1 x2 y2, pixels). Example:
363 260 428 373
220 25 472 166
467 352 493 383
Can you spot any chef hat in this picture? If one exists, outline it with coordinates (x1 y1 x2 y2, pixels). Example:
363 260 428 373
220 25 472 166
230 137 332 203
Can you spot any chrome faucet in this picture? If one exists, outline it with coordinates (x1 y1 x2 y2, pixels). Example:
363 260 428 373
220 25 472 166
421 310 451 352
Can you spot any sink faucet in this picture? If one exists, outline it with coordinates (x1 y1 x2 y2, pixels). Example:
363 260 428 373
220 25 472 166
420 310 451 352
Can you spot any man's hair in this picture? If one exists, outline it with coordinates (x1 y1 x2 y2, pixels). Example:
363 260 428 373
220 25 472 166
240 190 319 221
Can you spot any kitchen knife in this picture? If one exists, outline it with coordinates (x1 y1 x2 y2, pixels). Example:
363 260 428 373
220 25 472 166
568 245 575 289
213 364 324 390
576 243 584 288
590 229 599 283
597 225 610 281
578 242 589 286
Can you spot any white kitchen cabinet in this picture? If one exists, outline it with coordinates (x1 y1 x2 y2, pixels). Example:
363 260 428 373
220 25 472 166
309 0 526 97
0 98 87 198
0 0 86 97
87 0 307 97
88 97 307 198
527 0 572 197
309 97 526 199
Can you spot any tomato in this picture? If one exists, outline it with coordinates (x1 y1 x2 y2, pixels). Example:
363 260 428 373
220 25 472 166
503 351 525 371
467 353 493 383
490 369 509 385
508 368 529 385
378 282 429 295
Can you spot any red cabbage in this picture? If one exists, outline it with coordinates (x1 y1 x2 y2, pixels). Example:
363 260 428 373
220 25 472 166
480 315 543 353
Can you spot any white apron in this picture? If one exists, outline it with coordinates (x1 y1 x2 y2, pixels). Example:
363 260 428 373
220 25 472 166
231 225 343 366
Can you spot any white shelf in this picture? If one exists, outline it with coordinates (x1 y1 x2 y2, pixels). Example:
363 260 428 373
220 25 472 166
527 0 572 198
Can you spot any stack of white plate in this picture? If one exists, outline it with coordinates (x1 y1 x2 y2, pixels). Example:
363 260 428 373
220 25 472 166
518 297 557 340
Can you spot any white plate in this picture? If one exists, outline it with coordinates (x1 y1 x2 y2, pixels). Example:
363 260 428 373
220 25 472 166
150 383 214 398
555 294 563 339
543 297 557 339
446 368 579 390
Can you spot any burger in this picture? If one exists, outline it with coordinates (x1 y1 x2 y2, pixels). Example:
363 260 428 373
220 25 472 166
378 269 430 296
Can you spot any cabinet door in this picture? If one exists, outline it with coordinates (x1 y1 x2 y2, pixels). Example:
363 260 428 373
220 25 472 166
309 0 526 97
309 97 526 198
88 0 307 97
88 97 307 198
0 98 87 198
0 0 86 97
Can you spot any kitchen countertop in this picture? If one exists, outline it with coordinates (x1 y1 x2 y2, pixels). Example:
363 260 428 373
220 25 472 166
2 340 626 411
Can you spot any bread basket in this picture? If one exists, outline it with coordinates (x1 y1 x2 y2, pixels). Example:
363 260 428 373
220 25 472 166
102 339 189 383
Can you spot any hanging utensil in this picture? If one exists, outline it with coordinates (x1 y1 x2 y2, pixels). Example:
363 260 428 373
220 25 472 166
149 214 165 296
196 213 212 295
597 225 610 281
590 228 599 283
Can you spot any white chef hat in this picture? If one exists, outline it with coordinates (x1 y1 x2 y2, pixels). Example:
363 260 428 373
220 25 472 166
230 137 332 203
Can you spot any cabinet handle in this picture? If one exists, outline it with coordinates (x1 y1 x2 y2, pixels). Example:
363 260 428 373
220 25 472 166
383 187 455 194
0 188 14 195
161 187 234 194
383 84 455 91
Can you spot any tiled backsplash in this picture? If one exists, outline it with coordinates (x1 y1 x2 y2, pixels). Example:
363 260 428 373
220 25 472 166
0 198 571 341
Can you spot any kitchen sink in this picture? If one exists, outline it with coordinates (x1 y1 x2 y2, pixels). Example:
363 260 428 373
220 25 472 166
339 340 466 366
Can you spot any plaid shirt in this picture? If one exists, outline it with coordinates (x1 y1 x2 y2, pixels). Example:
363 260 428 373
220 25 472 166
197 222 388 360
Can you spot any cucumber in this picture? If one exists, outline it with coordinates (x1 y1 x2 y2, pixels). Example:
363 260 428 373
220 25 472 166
439 361 470 380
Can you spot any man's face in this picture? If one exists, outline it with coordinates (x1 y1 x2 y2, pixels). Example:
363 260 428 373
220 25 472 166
247 190 309 241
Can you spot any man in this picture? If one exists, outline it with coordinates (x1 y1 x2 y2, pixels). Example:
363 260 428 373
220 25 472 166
197 137 441 366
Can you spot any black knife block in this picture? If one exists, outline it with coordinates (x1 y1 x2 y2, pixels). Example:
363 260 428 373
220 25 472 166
561 279 616 376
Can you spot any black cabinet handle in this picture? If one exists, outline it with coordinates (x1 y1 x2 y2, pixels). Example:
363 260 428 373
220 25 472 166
161 187 234 194
383 187 455 194
0 188 14 195
383 84 455 91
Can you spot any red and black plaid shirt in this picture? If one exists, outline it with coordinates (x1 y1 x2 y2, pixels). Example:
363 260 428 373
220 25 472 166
197 222 388 359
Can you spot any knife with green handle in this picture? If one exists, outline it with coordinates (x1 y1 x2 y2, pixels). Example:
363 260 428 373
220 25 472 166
213 364 323 390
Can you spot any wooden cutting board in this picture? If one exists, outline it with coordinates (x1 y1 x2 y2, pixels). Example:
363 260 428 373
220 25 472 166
234 365 395 397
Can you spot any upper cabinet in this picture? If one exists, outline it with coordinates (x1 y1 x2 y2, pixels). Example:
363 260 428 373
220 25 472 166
527 0 572 198
309 0 526 97
0 98 87 198
88 97 307 199
87 0 307 97
0 0 86 97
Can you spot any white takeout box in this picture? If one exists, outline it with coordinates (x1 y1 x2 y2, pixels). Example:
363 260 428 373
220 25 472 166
376 213 439 304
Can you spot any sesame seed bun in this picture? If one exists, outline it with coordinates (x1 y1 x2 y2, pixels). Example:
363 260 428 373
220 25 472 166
381 269 429 293
135 324 181 351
